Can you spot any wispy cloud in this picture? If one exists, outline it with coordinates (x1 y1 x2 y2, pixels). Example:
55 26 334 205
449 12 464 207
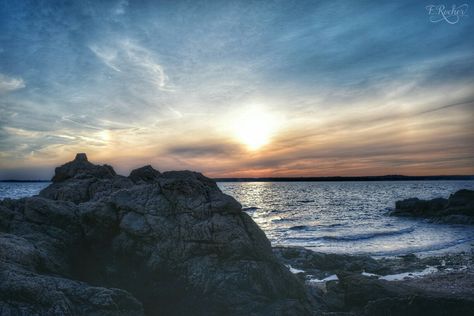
0 74 25 94
0 0 473 178
89 39 171 91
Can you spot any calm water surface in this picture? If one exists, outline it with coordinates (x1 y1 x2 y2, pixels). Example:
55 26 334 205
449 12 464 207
219 181 474 256
2 180 474 256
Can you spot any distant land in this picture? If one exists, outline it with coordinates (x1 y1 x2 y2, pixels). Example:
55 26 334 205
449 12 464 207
1 175 474 183
214 175 474 182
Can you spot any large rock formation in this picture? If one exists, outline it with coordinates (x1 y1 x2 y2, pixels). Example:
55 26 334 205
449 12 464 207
392 189 474 224
0 154 312 315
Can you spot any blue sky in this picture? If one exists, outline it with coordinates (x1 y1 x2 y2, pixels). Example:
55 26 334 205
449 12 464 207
0 0 473 179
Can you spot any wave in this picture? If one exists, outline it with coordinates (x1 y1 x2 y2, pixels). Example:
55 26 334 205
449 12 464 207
288 223 345 230
297 200 315 203
289 225 307 230
371 237 474 257
242 207 260 211
286 225 415 243
320 227 415 241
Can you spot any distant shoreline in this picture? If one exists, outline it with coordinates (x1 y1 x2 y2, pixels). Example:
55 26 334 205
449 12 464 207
214 175 474 182
1 175 473 183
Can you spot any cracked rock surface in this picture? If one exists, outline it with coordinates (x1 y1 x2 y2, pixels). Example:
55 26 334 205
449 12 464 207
0 154 312 315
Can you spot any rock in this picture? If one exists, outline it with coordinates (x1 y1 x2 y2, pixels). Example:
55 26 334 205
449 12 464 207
40 154 133 204
337 272 410 308
446 189 474 216
273 246 474 315
128 165 161 184
364 296 474 316
0 232 144 316
337 273 474 316
0 154 312 316
273 246 385 277
394 198 448 216
52 153 116 182
391 189 474 224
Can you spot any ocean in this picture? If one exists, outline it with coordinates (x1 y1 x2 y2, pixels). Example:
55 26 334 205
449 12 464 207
2 180 474 256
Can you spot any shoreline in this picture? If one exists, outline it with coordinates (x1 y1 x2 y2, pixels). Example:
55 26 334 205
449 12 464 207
274 245 474 314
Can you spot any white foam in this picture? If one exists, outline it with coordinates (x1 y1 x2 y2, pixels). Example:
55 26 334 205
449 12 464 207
307 274 339 283
361 266 438 281
285 265 305 274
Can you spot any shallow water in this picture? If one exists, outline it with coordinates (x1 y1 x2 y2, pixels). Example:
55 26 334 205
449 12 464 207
218 181 474 256
1 180 474 256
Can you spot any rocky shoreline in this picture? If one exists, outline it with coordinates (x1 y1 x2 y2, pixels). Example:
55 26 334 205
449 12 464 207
0 154 311 315
1 154 473 315
274 246 474 315
391 189 474 224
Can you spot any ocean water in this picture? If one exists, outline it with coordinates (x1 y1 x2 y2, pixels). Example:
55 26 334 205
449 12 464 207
0 182 50 200
1 180 474 256
219 181 474 256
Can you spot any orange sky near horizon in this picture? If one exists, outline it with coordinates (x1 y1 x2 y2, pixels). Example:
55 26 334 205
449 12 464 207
1 1 473 180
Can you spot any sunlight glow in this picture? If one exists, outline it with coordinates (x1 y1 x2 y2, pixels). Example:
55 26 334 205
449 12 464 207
233 106 279 150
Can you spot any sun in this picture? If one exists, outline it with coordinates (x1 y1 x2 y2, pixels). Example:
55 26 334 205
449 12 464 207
232 106 278 150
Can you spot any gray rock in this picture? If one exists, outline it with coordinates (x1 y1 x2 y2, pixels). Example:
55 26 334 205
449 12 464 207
0 232 144 316
1 154 312 316
40 154 133 204
337 272 474 316
392 189 474 224
128 165 161 184
52 153 116 183
273 246 384 277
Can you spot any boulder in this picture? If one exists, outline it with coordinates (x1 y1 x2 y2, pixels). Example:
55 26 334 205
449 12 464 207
51 153 116 182
0 154 312 316
128 165 161 184
40 153 133 203
337 273 474 316
391 189 474 224
446 189 474 216
273 246 385 277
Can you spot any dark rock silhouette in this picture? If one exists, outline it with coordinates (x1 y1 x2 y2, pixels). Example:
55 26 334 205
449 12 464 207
335 272 474 316
128 165 161 184
52 153 116 182
392 189 474 224
0 154 311 315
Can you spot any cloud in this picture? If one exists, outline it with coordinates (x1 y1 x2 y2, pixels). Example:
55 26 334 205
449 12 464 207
0 0 473 178
89 39 171 91
0 74 25 94
166 142 243 158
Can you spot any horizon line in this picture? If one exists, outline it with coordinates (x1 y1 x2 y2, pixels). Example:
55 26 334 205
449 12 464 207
2 174 474 183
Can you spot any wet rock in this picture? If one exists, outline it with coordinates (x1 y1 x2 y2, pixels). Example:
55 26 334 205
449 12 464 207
337 272 474 316
394 198 448 216
1 154 312 316
274 246 474 315
364 296 474 316
392 189 474 224
273 246 385 277
446 189 474 216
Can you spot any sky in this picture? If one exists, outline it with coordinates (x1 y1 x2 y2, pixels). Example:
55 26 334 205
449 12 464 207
0 0 473 179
